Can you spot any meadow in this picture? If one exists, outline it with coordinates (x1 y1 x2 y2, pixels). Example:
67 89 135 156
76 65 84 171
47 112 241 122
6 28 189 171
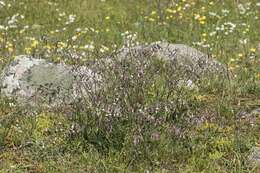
0 0 260 172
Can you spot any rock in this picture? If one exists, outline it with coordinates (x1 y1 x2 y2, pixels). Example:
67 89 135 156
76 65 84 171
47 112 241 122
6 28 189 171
0 42 227 107
117 42 227 79
0 55 100 107
248 147 260 169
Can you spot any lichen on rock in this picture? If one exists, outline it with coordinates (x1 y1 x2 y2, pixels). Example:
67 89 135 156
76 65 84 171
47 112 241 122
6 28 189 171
0 55 99 107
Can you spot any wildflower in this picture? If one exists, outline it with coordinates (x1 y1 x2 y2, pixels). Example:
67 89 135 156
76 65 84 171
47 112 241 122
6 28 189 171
72 35 78 41
256 73 260 79
25 47 32 54
195 14 206 24
59 12 66 17
65 14 76 25
148 18 155 22
0 1 6 7
239 39 248 44
194 14 200 20
151 11 157 15
209 31 216 36
238 53 243 58
238 4 246 15
105 16 110 20
31 39 39 48
166 8 176 14
230 58 235 62
75 28 81 32
199 16 206 24
57 42 67 48
100 45 109 53
45 44 52 50
199 16 206 21
6 42 13 52
250 48 256 53
200 20 205 25
83 44 95 51
7 13 20 26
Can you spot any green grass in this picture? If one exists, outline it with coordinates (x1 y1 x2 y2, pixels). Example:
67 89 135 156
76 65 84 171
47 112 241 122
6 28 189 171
0 0 260 172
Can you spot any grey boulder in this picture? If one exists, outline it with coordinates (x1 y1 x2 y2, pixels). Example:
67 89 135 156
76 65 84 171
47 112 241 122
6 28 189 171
0 55 100 107
117 42 227 79
248 147 260 169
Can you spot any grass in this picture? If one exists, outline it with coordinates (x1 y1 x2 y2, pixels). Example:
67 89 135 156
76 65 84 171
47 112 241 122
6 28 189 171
0 0 260 172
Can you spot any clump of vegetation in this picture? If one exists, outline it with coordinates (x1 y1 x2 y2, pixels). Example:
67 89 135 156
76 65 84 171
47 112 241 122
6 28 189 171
0 0 259 172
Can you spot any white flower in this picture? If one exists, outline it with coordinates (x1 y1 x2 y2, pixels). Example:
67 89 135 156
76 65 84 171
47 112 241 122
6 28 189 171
0 1 6 7
209 12 220 18
75 28 81 32
72 35 77 41
239 39 248 45
65 14 76 25
0 25 6 30
7 13 20 25
84 44 95 50
238 4 246 14
59 12 66 17
221 9 230 17
209 31 216 36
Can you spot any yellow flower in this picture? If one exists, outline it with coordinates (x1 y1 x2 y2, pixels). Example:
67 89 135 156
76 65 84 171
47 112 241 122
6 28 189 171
196 95 207 101
151 11 157 15
148 18 155 22
238 53 243 58
166 8 176 14
57 42 67 48
194 14 200 20
25 47 32 54
200 21 205 25
8 47 14 53
195 14 206 24
105 16 110 20
230 58 235 62
45 44 52 50
256 73 260 79
31 39 39 48
250 48 256 53
199 16 206 21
